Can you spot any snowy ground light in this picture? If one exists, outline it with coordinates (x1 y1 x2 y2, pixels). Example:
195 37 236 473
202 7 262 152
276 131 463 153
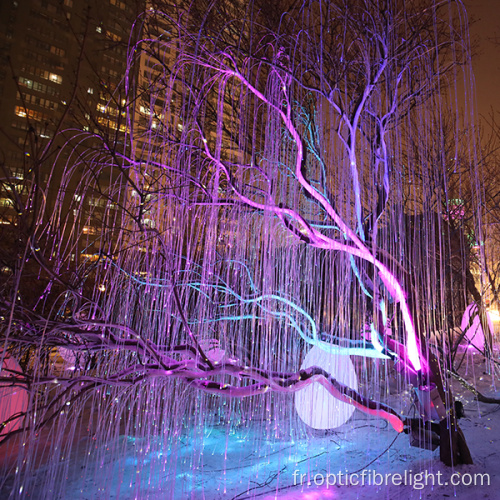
2 344 499 499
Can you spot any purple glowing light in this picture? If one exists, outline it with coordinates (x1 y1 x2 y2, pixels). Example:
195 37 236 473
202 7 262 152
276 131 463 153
197 61 425 374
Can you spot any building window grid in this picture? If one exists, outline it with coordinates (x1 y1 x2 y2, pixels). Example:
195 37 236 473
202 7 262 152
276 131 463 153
17 91 59 111
18 77 60 97
21 64 63 84
15 105 49 122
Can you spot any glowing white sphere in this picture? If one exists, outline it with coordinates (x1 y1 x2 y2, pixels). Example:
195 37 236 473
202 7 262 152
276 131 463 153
0 354 29 439
461 304 495 351
294 345 358 429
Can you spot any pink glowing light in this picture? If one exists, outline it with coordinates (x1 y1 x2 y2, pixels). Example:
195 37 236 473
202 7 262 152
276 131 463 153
461 304 495 351
197 62 425 374
0 353 28 440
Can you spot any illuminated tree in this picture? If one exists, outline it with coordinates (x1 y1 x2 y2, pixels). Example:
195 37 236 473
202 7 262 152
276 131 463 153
2 4 487 495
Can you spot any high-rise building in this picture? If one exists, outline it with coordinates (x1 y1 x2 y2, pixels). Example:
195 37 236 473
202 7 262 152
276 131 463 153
0 0 141 278
0 0 135 169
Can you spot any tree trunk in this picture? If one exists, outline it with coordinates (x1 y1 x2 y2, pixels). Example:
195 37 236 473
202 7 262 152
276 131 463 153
439 414 473 466
427 350 473 465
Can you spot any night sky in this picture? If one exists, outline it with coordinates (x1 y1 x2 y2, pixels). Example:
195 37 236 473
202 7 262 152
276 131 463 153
466 0 500 122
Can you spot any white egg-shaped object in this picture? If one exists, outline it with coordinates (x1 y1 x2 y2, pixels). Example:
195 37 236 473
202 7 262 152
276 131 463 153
295 345 358 429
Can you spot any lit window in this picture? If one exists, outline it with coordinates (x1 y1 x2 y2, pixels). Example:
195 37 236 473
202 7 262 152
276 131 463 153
15 106 27 118
89 198 108 208
105 31 121 42
50 46 65 57
96 26 102 33
110 0 126 10
142 218 155 228
0 198 13 207
82 226 98 235
10 168 24 180
49 73 62 84
81 253 99 261
18 77 33 89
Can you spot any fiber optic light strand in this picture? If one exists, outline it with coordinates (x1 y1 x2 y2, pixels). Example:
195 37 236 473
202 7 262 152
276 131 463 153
186 282 391 359
106 262 393 360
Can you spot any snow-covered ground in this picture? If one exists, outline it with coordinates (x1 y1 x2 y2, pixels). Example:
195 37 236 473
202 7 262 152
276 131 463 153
1 347 500 499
